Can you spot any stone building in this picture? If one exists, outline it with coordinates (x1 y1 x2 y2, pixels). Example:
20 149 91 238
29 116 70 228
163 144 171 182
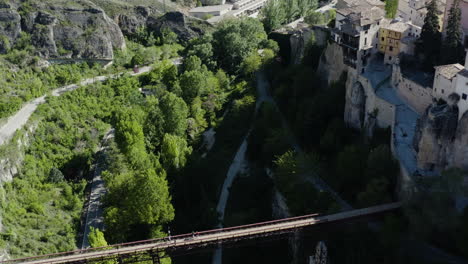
432 52 468 119
378 19 422 64
332 1 386 73
397 0 446 28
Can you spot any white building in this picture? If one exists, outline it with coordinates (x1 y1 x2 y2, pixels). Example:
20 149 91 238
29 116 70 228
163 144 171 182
432 52 468 119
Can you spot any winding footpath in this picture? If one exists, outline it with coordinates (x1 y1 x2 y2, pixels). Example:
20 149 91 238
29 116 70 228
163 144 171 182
81 129 114 249
0 66 152 146
212 71 352 264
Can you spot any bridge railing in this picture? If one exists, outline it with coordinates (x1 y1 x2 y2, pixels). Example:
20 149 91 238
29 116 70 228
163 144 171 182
1 212 321 264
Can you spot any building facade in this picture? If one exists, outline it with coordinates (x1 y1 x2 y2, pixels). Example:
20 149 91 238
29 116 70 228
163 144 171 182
332 4 386 73
432 52 468 119
378 20 420 64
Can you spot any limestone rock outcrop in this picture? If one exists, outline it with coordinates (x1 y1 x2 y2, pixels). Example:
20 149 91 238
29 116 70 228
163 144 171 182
317 42 347 85
414 95 460 171
0 0 125 59
344 78 366 130
147 12 211 43
116 6 152 36
0 7 21 53
451 111 468 170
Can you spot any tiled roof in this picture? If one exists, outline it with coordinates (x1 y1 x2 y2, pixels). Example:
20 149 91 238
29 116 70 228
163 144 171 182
435 64 465 80
382 21 409 32
337 6 385 26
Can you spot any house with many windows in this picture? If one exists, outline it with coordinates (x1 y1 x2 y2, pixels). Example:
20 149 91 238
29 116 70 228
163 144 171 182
332 1 386 73
378 20 420 64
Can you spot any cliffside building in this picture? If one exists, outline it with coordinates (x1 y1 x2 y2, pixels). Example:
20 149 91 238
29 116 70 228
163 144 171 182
432 51 468 119
378 20 420 64
332 2 386 73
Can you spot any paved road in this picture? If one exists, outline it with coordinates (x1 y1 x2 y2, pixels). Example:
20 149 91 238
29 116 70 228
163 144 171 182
81 129 115 249
0 60 180 146
11 203 401 264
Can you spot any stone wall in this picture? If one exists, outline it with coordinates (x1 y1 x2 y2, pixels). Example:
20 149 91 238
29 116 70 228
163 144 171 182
344 70 396 132
392 64 433 114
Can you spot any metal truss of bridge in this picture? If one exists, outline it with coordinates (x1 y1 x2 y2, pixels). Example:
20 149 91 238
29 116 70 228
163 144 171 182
2 202 401 264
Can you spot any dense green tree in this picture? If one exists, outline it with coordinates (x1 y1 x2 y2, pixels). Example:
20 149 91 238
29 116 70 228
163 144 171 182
442 0 465 64
297 0 318 17
283 0 299 23
188 97 208 139
160 27 179 45
417 0 441 71
144 97 166 152
357 177 391 207
179 70 205 102
159 92 189 137
186 35 217 69
212 18 268 73
260 0 286 32
241 52 263 76
161 133 192 170
183 55 202 72
334 145 368 198
88 227 108 247
365 145 398 185
48 167 65 183
385 0 398 18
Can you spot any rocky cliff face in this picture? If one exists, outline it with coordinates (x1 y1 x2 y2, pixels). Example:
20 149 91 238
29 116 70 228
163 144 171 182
317 42 347 85
288 25 328 65
0 0 125 59
147 12 210 43
115 6 152 36
414 95 460 171
344 75 366 130
452 111 468 170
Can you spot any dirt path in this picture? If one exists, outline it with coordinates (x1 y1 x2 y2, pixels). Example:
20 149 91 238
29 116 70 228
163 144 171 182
81 129 114 249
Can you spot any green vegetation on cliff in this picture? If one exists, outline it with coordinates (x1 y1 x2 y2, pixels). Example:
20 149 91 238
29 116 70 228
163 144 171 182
0 16 276 257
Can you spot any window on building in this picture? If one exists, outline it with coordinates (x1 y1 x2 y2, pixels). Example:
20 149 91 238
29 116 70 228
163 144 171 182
364 38 367 45
389 46 393 51
411 10 412 14
463 93 468 100
442 89 445 94
381 37 384 41
389 56 392 60
365 30 368 34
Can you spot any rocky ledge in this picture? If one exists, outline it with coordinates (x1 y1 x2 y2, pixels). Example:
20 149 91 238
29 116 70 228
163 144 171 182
0 0 125 59
414 94 468 171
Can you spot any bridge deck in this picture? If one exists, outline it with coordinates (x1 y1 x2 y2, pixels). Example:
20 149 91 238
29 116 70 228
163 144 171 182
4 202 401 264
